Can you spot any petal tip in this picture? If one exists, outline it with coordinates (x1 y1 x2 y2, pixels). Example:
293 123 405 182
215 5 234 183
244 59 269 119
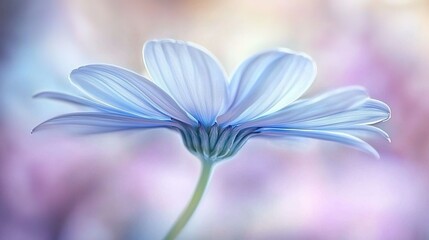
276 48 317 68
31 124 41 134
143 38 179 53
33 92 43 99
384 133 391 143
373 151 381 159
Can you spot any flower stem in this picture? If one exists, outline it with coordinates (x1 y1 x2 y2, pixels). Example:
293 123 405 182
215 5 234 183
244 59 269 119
164 161 213 240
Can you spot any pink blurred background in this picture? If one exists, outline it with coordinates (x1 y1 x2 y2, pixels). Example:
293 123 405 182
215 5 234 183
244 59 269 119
1 0 429 239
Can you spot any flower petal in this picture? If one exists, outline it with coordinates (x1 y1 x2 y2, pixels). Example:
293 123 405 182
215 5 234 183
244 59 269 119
258 128 380 158
32 112 176 134
331 125 391 142
243 87 390 129
34 91 121 113
143 39 228 126
70 64 194 124
245 87 390 157
218 49 317 125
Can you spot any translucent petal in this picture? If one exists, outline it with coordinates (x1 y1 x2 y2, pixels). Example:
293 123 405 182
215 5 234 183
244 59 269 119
143 39 228 126
245 87 390 157
288 108 389 128
34 91 121 114
243 87 390 128
258 128 380 158
330 125 391 142
32 112 176 134
218 49 317 125
70 64 194 124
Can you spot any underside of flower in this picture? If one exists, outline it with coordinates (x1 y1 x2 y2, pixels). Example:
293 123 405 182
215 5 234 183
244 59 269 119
32 38 391 240
32 39 390 159
177 123 258 162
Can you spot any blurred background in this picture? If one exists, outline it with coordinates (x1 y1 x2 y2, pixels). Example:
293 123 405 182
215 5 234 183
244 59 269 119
1 0 429 239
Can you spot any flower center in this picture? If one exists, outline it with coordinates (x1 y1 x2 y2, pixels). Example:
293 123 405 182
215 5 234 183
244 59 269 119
178 123 257 162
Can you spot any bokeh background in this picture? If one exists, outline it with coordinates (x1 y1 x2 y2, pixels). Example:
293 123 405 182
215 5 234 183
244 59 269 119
1 0 429 239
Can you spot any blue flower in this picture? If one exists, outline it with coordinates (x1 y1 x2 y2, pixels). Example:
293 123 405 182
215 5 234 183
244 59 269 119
33 39 391 160
33 39 391 239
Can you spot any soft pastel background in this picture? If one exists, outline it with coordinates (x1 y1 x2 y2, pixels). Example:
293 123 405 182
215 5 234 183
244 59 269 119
1 0 428 239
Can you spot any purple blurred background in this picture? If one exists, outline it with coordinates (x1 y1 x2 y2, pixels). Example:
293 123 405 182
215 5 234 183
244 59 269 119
1 0 429 239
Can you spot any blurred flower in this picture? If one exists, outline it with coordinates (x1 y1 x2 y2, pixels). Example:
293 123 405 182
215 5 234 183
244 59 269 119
33 39 390 161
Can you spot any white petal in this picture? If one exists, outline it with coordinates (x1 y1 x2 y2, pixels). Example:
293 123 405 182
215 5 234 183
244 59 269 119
32 112 176 134
258 128 380 158
70 64 194 124
245 87 390 157
218 49 317 125
34 91 121 114
143 39 228 126
243 87 389 128
332 125 391 142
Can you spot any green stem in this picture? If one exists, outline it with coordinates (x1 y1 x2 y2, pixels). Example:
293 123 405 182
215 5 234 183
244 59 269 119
164 161 213 240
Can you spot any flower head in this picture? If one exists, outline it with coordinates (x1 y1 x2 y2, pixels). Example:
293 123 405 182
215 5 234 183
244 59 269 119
33 39 390 161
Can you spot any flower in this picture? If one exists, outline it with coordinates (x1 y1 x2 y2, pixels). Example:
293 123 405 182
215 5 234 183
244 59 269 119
33 39 391 239
33 39 390 161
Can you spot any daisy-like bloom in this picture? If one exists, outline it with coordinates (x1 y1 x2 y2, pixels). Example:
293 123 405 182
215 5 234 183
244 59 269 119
33 39 390 239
